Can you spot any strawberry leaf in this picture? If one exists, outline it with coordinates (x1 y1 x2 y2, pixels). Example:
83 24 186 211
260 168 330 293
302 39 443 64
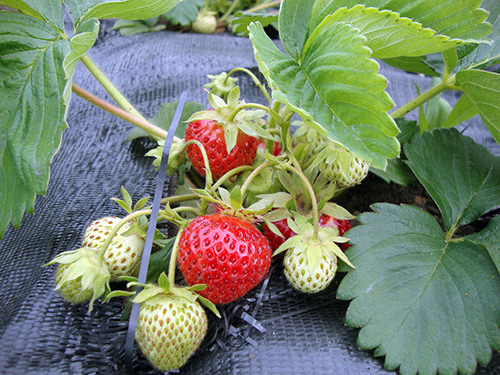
0 12 73 238
310 0 491 42
338 129 500 374
337 203 500 375
460 0 500 70
0 0 65 29
324 6 473 59
64 0 181 28
455 70 500 145
405 128 500 231
249 21 399 169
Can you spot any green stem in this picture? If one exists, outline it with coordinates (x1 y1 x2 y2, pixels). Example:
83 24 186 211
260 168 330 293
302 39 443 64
80 55 145 119
168 224 186 286
183 139 214 187
72 84 176 142
226 67 272 103
213 165 256 190
285 165 319 238
220 0 241 22
391 74 457 119
240 161 271 196
229 102 282 125
160 193 199 205
246 0 281 12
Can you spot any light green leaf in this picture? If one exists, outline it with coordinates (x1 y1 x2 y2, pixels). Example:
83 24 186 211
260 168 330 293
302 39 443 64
326 6 469 59
310 0 491 42
442 93 479 128
0 12 71 238
230 11 278 37
64 0 181 28
0 0 64 29
63 18 99 93
455 69 500 145
278 0 315 60
404 128 500 231
162 0 204 27
338 203 500 375
249 21 399 169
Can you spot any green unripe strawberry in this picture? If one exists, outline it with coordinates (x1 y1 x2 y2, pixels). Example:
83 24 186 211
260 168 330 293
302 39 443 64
136 293 208 372
48 247 112 311
283 249 338 293
192 10 217 34
82 216 145 280
317 143 369 188
55 262 94 304
274 214 355 294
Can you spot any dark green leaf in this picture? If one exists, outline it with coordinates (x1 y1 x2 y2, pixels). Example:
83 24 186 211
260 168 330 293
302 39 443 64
468 214 500 275
146 238 174 285
0 12 71 238
404 128 500 231
455 69 500 144
369 118 419 186
338 203 500 375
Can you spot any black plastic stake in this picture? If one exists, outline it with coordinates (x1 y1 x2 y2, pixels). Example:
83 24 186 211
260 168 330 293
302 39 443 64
124 92 187 370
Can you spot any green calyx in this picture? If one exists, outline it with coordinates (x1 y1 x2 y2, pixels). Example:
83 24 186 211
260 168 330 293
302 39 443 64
204 72 238 100
188 87 274 154
113 272 221 318
273 214 355 269
47 247 111 312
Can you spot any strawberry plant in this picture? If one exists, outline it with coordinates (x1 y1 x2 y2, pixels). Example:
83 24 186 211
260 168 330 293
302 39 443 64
1 0 500 374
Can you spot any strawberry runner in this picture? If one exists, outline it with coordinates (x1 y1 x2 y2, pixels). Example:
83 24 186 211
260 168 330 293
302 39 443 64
124 92 187 369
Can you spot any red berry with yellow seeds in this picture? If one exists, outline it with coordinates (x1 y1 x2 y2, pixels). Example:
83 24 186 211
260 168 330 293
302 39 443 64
185 118 258 180
177 213 272 304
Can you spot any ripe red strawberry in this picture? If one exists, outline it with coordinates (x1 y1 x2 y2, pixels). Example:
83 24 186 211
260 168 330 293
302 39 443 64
185 119 258 180
263 214 351 251
177 213 272 304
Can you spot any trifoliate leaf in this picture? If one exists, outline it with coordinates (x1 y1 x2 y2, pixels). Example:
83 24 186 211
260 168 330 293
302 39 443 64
337 203 500 375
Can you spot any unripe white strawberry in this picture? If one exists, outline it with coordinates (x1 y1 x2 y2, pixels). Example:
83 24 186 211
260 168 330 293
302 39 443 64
82 216 145 280
118 273 220 373
192 10 217 34
284 249 338 293
318 143 369 188
48 247 111 311
274 214 355 293
136 293 208 372
55 262 94 304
